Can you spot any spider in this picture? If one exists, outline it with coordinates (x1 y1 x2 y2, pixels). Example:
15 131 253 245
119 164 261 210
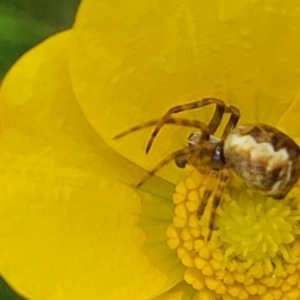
114 98 300 240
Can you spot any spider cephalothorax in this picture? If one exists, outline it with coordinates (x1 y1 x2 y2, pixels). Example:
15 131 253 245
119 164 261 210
174 132 226 172
114 98 300 240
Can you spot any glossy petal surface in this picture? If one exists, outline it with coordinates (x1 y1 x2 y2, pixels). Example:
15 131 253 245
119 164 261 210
0 31 182 300
71 0 300 184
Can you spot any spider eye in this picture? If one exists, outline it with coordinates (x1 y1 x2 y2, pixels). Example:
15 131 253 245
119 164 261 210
212 144 225 170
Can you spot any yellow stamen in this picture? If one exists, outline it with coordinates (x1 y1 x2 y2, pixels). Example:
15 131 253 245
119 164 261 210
167 165 300 300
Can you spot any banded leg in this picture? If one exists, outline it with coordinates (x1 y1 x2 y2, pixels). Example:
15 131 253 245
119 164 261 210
135 143 213 187
196 171 219 219
206 167 230 241
113 117 209 140
197 189 212 219
146 98 239 153
221 105 241 140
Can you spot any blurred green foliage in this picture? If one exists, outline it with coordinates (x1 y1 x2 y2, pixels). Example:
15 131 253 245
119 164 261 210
0 1 81 298
0 0 81 81
0 276 28 300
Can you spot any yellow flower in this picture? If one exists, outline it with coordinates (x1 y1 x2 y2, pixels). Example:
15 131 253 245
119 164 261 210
1 0 300 299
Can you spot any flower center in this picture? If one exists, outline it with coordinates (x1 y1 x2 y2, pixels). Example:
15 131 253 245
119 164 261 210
167 165 300 300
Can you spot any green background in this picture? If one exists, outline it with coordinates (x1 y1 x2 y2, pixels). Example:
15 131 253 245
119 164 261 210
0 0 80 298
0 0 80 81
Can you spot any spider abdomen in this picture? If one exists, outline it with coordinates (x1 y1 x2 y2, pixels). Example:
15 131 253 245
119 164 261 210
224 124 300 199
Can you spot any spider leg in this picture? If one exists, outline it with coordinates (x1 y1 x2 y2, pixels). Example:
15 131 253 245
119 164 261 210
196 170 220 218
221 105 240 140
146 98 228 154
197 189 212 219
113 117 208 139
206 167 230 241
136 144 205 187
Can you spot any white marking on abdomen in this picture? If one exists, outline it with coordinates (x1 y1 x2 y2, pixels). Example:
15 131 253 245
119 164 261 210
224 133 289 171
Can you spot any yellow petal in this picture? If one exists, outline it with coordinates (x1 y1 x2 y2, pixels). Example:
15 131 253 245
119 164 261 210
0 29 148 188
152 281 196 300
278 93 300 138
71 0 300 185
0 31 180 299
